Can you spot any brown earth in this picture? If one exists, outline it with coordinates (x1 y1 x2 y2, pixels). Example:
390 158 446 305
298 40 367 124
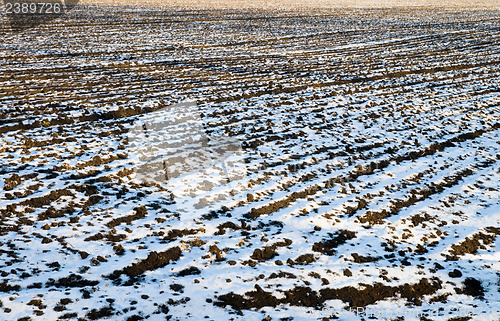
216 278 442 310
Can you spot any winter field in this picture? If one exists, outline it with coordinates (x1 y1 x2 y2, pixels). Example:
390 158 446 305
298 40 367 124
1 5 500 321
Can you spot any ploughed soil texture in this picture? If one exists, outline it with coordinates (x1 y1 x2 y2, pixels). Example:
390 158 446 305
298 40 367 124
0 5 499 321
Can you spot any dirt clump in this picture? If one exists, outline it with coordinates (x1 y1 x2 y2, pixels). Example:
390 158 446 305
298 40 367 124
215 220 250 235
209 245 224 261
246 186 320 219
0 281 20 292
312 230 356 255
164 228 205 241
251 246 277 262
215 284 280 310
287 253 316 265
46 274 99 288
107 246 182 279
27 299 44 307
251 239 292 262
170 284 184 292
175 267 201 277
3 174 21 191
216 278 442 310
21 189 74 208
267 271 297 279
86 306 115 320
448 269 462 278
38 206 75 221
106 206 148 228
410 213 434 226
460 277 484 298
215 221 240 235
350 253 381 263
447 227 500 260
84 232 126 243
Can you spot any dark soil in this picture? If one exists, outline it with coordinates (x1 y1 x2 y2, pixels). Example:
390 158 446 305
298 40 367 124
251 246 278 262
0 281 20 292
21 189 74 208
268 271 297 279
175 267 201 277
107 246 182 279
215 221 250 235
209 245 224 261
447 227 500 260
86 306 115 320
164 228 205 241
288 253 316 265
3 174 21 191
38 207 75 221
350 253 381 263
359 167 478 224
84 232 127 243
250 239 292 262
106 206 148 228
46 274 99 288
312 230 356 255
410 213 434 227
246 186 320 219
244 126 499 221
448 269 462 278
216 278 442 310
461 278 484 298
170 284 184 292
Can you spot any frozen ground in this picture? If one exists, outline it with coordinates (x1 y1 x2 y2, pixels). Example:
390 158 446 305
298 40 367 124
0 6 500 321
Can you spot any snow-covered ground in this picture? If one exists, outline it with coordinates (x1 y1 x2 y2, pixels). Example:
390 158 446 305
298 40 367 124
0 6 499 321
